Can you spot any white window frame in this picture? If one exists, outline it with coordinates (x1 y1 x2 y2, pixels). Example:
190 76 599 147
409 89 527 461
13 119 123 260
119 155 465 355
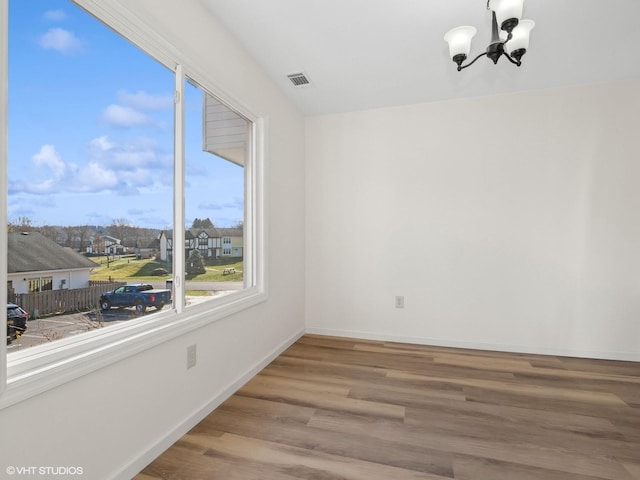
0 0 266 409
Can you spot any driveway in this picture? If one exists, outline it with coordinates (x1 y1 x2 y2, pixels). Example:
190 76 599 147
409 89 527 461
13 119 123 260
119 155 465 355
7 284 243 353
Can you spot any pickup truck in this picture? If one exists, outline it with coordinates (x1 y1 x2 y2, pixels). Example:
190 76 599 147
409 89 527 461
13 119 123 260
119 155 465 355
99 284 172 314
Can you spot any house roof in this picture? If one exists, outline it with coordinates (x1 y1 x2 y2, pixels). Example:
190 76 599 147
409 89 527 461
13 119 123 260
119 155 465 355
8 232 99 274
160 229 189 240
103 235 121 243
161 228 222 239
218 228 243 237
189 227 221 238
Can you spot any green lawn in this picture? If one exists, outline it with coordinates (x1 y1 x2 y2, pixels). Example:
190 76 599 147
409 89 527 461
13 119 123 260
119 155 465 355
90 256 243 282
186 261 244 282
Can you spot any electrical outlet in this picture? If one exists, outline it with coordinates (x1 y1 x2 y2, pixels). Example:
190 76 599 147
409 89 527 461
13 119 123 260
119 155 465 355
187 344 197 369
395 296 405 309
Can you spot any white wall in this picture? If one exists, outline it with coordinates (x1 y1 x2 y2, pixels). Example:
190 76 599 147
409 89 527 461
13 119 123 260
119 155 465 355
306 79 640 361
7 270 89 294
0 1 306 479
67 270 90 290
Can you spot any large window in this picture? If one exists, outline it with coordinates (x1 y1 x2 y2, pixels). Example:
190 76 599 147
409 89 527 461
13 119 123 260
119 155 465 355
1 0 263 405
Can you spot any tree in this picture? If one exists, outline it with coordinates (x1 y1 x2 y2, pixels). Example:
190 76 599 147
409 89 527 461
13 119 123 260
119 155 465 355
93 234 105 254
186 248 206 275
191 217 214 229
39 225 62 243
77 225 92 252
108 218 132 246
63 226 78 247
8 216 33 232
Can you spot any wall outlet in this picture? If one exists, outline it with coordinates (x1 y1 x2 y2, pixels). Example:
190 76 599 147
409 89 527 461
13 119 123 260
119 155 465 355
187 344 197 369
395 296 405 309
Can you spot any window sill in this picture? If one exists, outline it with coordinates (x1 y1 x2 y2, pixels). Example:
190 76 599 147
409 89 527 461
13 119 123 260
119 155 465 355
0 287 266 410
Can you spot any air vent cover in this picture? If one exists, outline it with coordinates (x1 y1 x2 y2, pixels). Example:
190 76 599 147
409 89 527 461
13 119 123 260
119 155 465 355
287 72 311 87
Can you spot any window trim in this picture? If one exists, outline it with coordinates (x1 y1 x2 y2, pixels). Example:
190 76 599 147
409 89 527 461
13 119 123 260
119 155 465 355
0 0 8 397
0 0 267 409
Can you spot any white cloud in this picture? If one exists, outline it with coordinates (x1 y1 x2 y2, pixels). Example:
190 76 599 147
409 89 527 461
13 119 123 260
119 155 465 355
102 92 172 129
102 104 152 127
30 180 58 194
117 90 173 111
39 28 83 55
33 144 66 178
44 10 67 21
8 136 175 203
88 135 171 171
89 135 116 152
199 198 244 211
75 162 119 191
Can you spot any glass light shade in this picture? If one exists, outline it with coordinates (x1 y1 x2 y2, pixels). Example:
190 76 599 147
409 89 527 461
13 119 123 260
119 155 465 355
489 0 524 29
443 26 477 59
505 19 534 54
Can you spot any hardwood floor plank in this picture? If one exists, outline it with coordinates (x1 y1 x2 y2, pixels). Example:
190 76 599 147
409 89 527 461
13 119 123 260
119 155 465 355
205 401 454 477
242 372 352 396
284 342 436 373
386 370 629 406
203 433 451 480
270 354 390 382
404 404 640 460
348 383 466 408
138 442 279 480
237 376 406 420
308 410 633 480
453 455 612 480
623 462 640 479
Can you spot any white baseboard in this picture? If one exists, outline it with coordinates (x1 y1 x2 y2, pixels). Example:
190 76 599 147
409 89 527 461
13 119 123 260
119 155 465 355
305 327 640 362
112 327 305 480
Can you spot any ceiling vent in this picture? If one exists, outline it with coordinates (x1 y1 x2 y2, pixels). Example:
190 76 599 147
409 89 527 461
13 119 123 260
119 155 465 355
287 72 311 88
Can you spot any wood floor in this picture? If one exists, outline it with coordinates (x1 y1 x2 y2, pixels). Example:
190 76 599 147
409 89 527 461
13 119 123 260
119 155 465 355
135 334 640 480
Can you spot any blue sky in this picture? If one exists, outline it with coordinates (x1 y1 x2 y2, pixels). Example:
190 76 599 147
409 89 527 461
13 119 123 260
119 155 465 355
8 0 244 229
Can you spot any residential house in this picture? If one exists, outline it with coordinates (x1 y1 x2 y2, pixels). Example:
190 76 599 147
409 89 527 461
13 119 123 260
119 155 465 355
85 234 125 255
217 227 243 258
159 228 223 262
159 229 193 262
190 227 223 259
2 1 639 479
136 238 160 260
7 231 98 295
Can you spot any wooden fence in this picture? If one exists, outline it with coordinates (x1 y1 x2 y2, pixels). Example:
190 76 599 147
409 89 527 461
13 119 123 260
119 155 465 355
12 282 125 318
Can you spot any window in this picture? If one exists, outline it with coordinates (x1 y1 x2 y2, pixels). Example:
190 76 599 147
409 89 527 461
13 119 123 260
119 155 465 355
27 279 39 294
27 277 52 293
183 77 248 307
1 0 264 406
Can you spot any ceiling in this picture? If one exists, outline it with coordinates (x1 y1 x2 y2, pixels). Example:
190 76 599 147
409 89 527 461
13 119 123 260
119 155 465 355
200 0 640 117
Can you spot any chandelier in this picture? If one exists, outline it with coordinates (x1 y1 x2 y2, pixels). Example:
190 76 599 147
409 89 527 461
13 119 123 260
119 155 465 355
444 0 534 71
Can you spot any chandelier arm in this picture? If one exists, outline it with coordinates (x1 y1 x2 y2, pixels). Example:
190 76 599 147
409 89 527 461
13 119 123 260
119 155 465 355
457 52 488 71
502 50 522 67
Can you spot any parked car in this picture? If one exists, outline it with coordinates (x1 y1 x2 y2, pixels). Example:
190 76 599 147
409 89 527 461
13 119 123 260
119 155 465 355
99 283 172 314
7 303 29 344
